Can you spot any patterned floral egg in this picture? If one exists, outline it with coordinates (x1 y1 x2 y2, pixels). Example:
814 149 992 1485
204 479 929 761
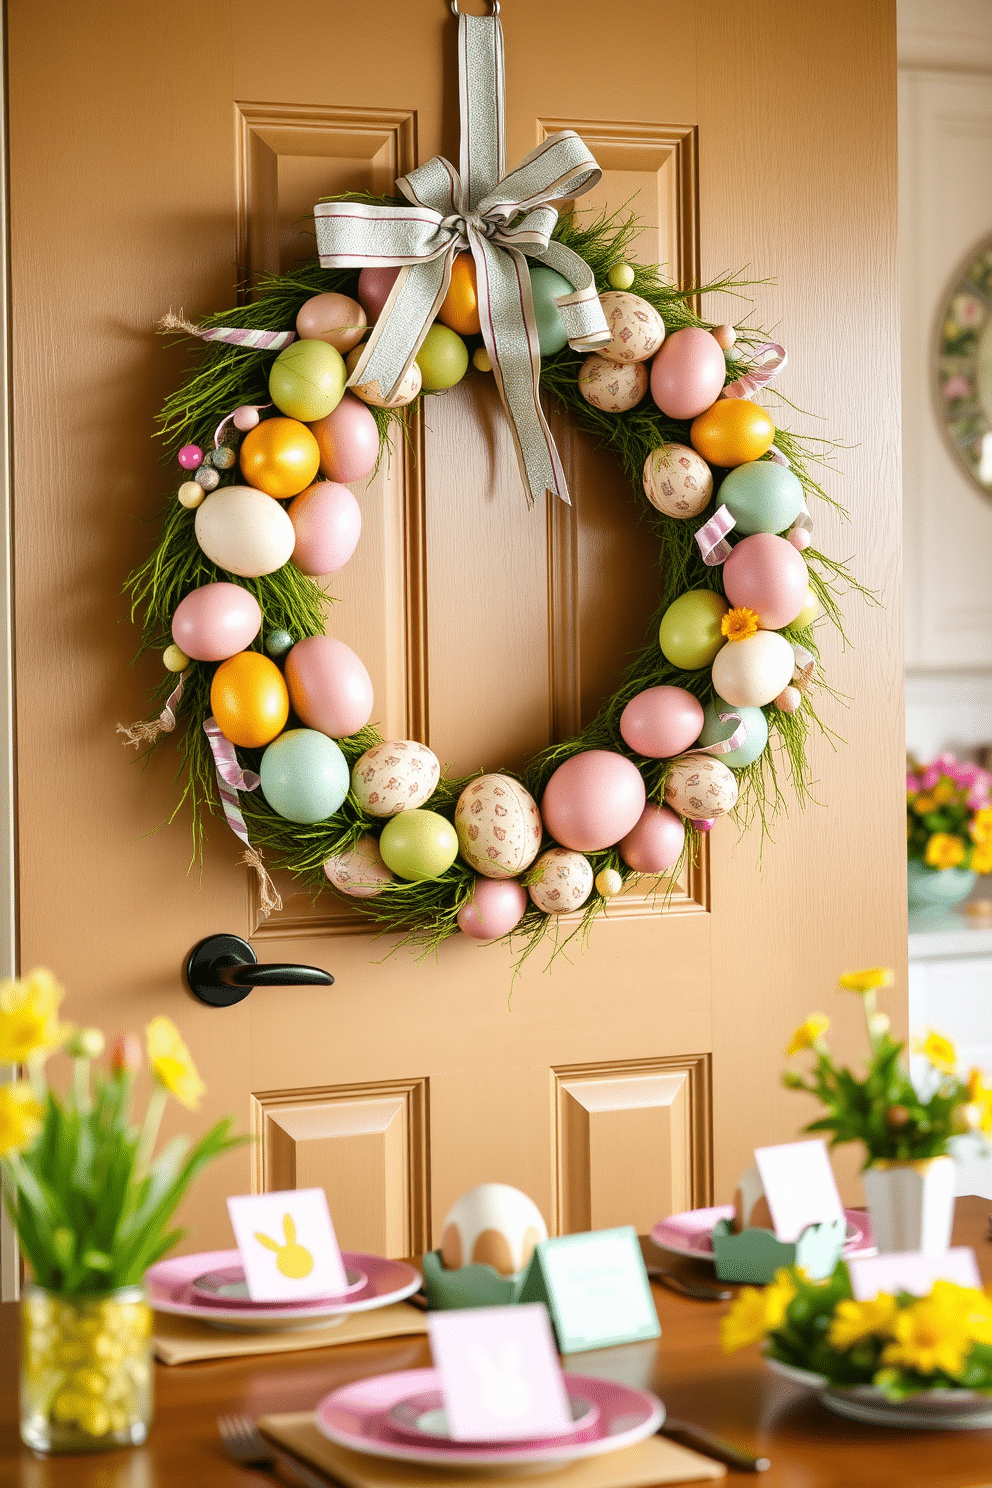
642 443 714 518
351 740 440 818
597 291 665 363
578 354 648 413
528 848 594 914
454 774 543 879
323 834 395 898
663 754 739 821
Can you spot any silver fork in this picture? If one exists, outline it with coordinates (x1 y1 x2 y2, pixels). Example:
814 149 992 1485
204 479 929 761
218 1414 335 1488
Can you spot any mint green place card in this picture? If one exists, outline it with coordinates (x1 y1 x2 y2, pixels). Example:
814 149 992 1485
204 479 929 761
518 1226 660 1354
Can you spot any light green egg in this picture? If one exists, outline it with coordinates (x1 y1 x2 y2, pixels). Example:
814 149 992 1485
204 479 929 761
416 325 469 390
379 808 459 881
659 590 729 670
260 729 349 824
698 696 769 768
529 266 572 356
269 339 346 423
792 586 820 630
719 460 805 536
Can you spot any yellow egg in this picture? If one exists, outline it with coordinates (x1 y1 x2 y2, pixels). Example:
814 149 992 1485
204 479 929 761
210 652 289 748
596 867 623 897
690 399 776 468
793 585 821 630
438 252 481 336
239 417 320 499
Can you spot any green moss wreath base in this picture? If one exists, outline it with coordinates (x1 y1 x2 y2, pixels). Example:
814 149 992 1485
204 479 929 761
125 205 862 962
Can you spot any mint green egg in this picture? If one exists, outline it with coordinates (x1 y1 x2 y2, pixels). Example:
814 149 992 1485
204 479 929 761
698 697 769 768
269 339 346 423
658 590 729 670
529 266 572 356
416 325 469 391
379 809 458 882
260 728 349 824
719 460 804 536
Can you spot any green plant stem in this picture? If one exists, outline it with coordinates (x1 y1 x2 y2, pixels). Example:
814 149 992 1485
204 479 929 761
72 1058 90 1116
133 1084 167 1182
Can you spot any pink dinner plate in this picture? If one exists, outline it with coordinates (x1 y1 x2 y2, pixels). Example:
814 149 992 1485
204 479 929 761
386 1387 598 1445
189 1262 367 1308
315 1367 664 1470
650 1205 876 1263
146 1250 420 1329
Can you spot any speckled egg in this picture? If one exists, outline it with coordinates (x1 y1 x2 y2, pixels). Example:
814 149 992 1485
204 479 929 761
455 774 543 879
642 443 714 518
440 1184 548 1276
578 354 648 412
527 848 594 914
663 754 739 821
351 740 440 818
597 291 665 363
323 834 395 898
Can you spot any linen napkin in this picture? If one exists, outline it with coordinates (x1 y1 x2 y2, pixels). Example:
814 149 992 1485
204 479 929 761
258 1412 726 1486
152 1301 426 1365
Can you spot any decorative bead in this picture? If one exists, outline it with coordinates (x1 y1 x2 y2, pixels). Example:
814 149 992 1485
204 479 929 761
178 444 203 470
712 324 737 350
595 867 623 898
194 465 220 490
787 526 811 552
472 347 493 373
265 628 294 658
774 685 802 714
208 444 236 470
607 263 635 291
177 481 205 509
163 643 189 672
233 405 261 432
692 818 716 832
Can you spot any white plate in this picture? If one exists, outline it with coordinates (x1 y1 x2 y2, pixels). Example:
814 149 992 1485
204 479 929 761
766 1355 992 1430
387 1388 597 1444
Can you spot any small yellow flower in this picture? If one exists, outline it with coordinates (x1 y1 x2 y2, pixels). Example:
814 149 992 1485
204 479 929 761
838 967 894 994
145 1016 206 1111
967 1069 992 1133
925 833 967 869
971 842 992 875
828 1293 898 1350
721 1271 795 1354
0 1081 44 1157
932 780 956 805
0 968 69 1064
970 808 992 846
720 607 760 642
914 1030 957 1075
787 1014 830 1055
881 1296 972 1379
929 1280 992 1345
912 794 936 814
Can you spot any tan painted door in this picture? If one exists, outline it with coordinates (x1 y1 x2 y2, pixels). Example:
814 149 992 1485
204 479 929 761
6 0 904 1260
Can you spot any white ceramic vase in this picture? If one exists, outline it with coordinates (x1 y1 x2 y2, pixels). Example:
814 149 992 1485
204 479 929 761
862 1156 956 1255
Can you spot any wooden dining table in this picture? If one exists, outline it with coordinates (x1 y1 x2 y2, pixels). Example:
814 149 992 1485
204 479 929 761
2 1197 992 1488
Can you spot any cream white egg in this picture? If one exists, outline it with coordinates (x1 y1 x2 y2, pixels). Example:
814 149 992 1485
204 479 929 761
527 847 594 914
439 1183 548 1276
194 485 296 578
455 774 542 878
642 443 714 518
598 291 665 363
578 354 648 413
664 754 739 820
351 740 440 818
323 834 395 898
711 629 796 708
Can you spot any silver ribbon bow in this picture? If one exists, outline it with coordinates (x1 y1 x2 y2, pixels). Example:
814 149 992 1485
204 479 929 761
313 10 610 506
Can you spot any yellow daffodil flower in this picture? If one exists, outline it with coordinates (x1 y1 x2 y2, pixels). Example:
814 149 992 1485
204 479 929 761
721 1270 795 1354
929 1281 992 1345
971 842 992 875
966 1069 992 1133
786 1014 830 1055
925 833 967 869
0 968 69 1065
828 1293 898 1349
145 1016 206 1112
720 607 760 642
881 1296 972 1379
0 1081 44 1157
914 1030 957 1075
970 808 992 846
838 967 894 994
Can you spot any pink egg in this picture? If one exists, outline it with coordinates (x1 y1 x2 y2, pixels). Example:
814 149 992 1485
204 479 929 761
295 292 367 353
619 686 704 759
309 394 379 484
619 803 686 873
284 635 374 738
650 328 728 420
541 750 647 852
357 266 400 323
288 482 362 576
723 533 809 630
457 878 529 941
171 582 261 662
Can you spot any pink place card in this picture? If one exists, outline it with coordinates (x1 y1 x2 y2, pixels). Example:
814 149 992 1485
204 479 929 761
753 1139 845 1243
848 1247 982 1301
226 1187 349 1302
427 1303 572 1442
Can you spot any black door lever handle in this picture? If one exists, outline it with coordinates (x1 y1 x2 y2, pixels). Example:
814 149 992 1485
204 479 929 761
184 934 334 1007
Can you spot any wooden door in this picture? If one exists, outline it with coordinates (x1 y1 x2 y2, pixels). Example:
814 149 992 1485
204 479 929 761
4 0 904 1267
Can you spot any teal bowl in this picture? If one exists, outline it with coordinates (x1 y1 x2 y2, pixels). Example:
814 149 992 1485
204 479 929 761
907 861 975 911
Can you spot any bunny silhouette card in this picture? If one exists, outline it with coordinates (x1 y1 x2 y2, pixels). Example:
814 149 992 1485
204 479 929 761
427 1303 572 1442
226 1188 350 1302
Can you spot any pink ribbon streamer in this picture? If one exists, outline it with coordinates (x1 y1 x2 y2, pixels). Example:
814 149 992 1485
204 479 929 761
721 341 787 401
695 504 735 566
203 717 282 917
692 709 748 758
117 671 187 748
200 326 295 352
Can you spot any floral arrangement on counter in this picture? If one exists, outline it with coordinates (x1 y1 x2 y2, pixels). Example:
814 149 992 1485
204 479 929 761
722 1260 992 1401
906 753 992 874
783 967 992 1163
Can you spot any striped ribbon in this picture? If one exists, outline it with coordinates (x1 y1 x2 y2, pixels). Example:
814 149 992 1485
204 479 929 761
312 10 609 507
722 341 787 401
695 504 736 566
199 326 295 351
691 709 748 758
203 718 282 917
117 671 187 748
